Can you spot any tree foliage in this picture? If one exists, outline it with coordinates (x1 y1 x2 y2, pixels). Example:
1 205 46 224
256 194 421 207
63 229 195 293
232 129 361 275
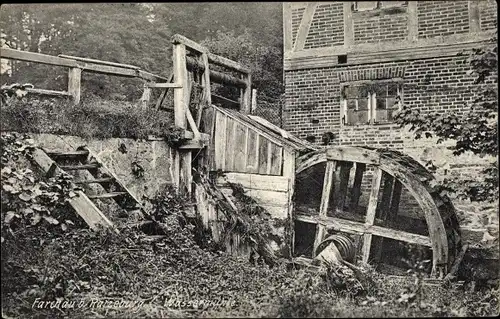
0 3 283 101
394 32 498 202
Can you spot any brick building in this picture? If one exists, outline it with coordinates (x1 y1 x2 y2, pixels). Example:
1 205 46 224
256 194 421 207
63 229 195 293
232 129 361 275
283 1 497 237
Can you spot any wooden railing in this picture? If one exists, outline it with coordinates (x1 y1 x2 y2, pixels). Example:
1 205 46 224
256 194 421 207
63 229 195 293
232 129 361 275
0 47 171 105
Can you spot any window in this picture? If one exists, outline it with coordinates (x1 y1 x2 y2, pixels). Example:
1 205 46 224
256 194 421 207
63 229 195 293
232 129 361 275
341 81 402 126
353 1 407 11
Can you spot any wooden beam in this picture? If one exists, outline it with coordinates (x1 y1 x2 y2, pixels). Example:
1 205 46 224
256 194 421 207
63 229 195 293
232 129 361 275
326 147 380 165
283 2 293 52
468 0 480 33
68 67 81 104
349 163 366 213
58 54 139 70
26 88 70 97
361 168 383 264
186 57 247 88
155 73 174 109
241 73 252 113
343 2 354 47
186 108 201 138
335 162 353 211
407 1 418 42
293 2 317 51
251 89 257 113
1 47 78 67
173 44 188 129
147 82 182 88
295 214 432 247
390 180 403 218
313 160 336 256
208 53 250 74
172 34 207 53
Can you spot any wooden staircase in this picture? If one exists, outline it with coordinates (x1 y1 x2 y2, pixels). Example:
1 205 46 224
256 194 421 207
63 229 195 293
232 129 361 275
31 146 149 232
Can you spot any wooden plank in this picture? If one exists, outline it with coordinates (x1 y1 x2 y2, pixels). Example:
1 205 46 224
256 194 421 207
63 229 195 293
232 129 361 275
293 3 317 51
407 1 418 42
212 105 285 148
343 2 354 47
269 143 283 176
266 141 273 174
74 177 114 185
234 124 247 172
26 88 70 97
172 34 207 53
208 52 250 74
44 149 89 158
217 173 289 192
241 73 252 114
214 112 227 170
140 84 152 108
335 162 353 211
320 161 336 217
1 47 78 67
379 172 395 218
68 67 81 104
258 135 269 175
390 180 403 218
313 224 326 257
243 127 249 171
326 147 380 165
173 43 188 128
220 187 289 207
295 214 432 247
60 164 99 171
88 192 128 199
468 0 480 33
178 133 210 149
146 82 182 88
361 167 383 264
251 89 257 113
30 148 116 231
283 149 296 256
225 119 236 171
59 54 139 70
283 2 293 52
245 129 258 173
155 73 174 109
349 163 366 213
186 108 201 137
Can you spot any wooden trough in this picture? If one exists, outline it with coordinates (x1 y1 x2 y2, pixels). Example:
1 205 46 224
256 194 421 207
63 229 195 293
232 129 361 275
293 146 462 278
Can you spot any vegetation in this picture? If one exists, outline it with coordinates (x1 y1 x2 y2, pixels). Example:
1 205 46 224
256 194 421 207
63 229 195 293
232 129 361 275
0 3 283 103
1 93 183 143
1 132 499 318
395 32 498 203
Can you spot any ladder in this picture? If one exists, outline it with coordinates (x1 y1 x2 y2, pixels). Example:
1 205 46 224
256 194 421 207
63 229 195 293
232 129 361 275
31 146 150 232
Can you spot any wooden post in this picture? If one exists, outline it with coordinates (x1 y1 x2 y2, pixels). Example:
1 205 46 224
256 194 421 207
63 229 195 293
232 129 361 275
313 160 336 256
68 67 81 105
241 73 252 114
140 82 152 108
361 167 383 264
251 89 257 113
173 42 192 194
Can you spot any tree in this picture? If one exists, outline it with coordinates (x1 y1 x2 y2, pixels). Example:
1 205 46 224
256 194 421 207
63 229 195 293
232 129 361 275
394 32 498 202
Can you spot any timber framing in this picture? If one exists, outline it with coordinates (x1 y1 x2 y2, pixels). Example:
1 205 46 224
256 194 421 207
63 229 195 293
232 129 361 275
294 147 458 277
284 32 495 70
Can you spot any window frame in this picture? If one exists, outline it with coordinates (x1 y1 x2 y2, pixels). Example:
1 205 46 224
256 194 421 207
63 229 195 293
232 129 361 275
341 79 404 126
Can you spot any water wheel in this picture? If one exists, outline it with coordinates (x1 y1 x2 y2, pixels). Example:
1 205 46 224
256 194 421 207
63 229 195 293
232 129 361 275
293 146 462 278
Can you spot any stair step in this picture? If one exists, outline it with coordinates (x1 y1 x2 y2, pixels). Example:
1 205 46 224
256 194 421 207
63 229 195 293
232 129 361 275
60 163 99 171
74 177 114 184
88 192 128 199
119 220 154 229
45 149 89 158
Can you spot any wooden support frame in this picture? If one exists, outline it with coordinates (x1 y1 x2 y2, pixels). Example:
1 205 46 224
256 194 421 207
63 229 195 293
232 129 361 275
295 148 452 276
361 167 383 263
68 67 81 104
313 160 336 256
293 2 318 51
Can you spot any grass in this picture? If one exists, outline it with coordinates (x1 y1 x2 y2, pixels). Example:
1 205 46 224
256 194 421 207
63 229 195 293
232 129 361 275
1 95 180 141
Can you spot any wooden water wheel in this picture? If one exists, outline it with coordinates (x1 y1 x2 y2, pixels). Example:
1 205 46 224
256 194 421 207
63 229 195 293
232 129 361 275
293 146 462 278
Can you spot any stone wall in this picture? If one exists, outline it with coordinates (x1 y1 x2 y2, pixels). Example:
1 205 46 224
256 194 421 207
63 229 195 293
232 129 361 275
31 134 175 201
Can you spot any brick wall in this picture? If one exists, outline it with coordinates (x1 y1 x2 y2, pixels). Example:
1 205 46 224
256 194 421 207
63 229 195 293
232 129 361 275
417 1 470 38
479 0 498 31
291 7 306 44
304 2 344 49
353 8 408 44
